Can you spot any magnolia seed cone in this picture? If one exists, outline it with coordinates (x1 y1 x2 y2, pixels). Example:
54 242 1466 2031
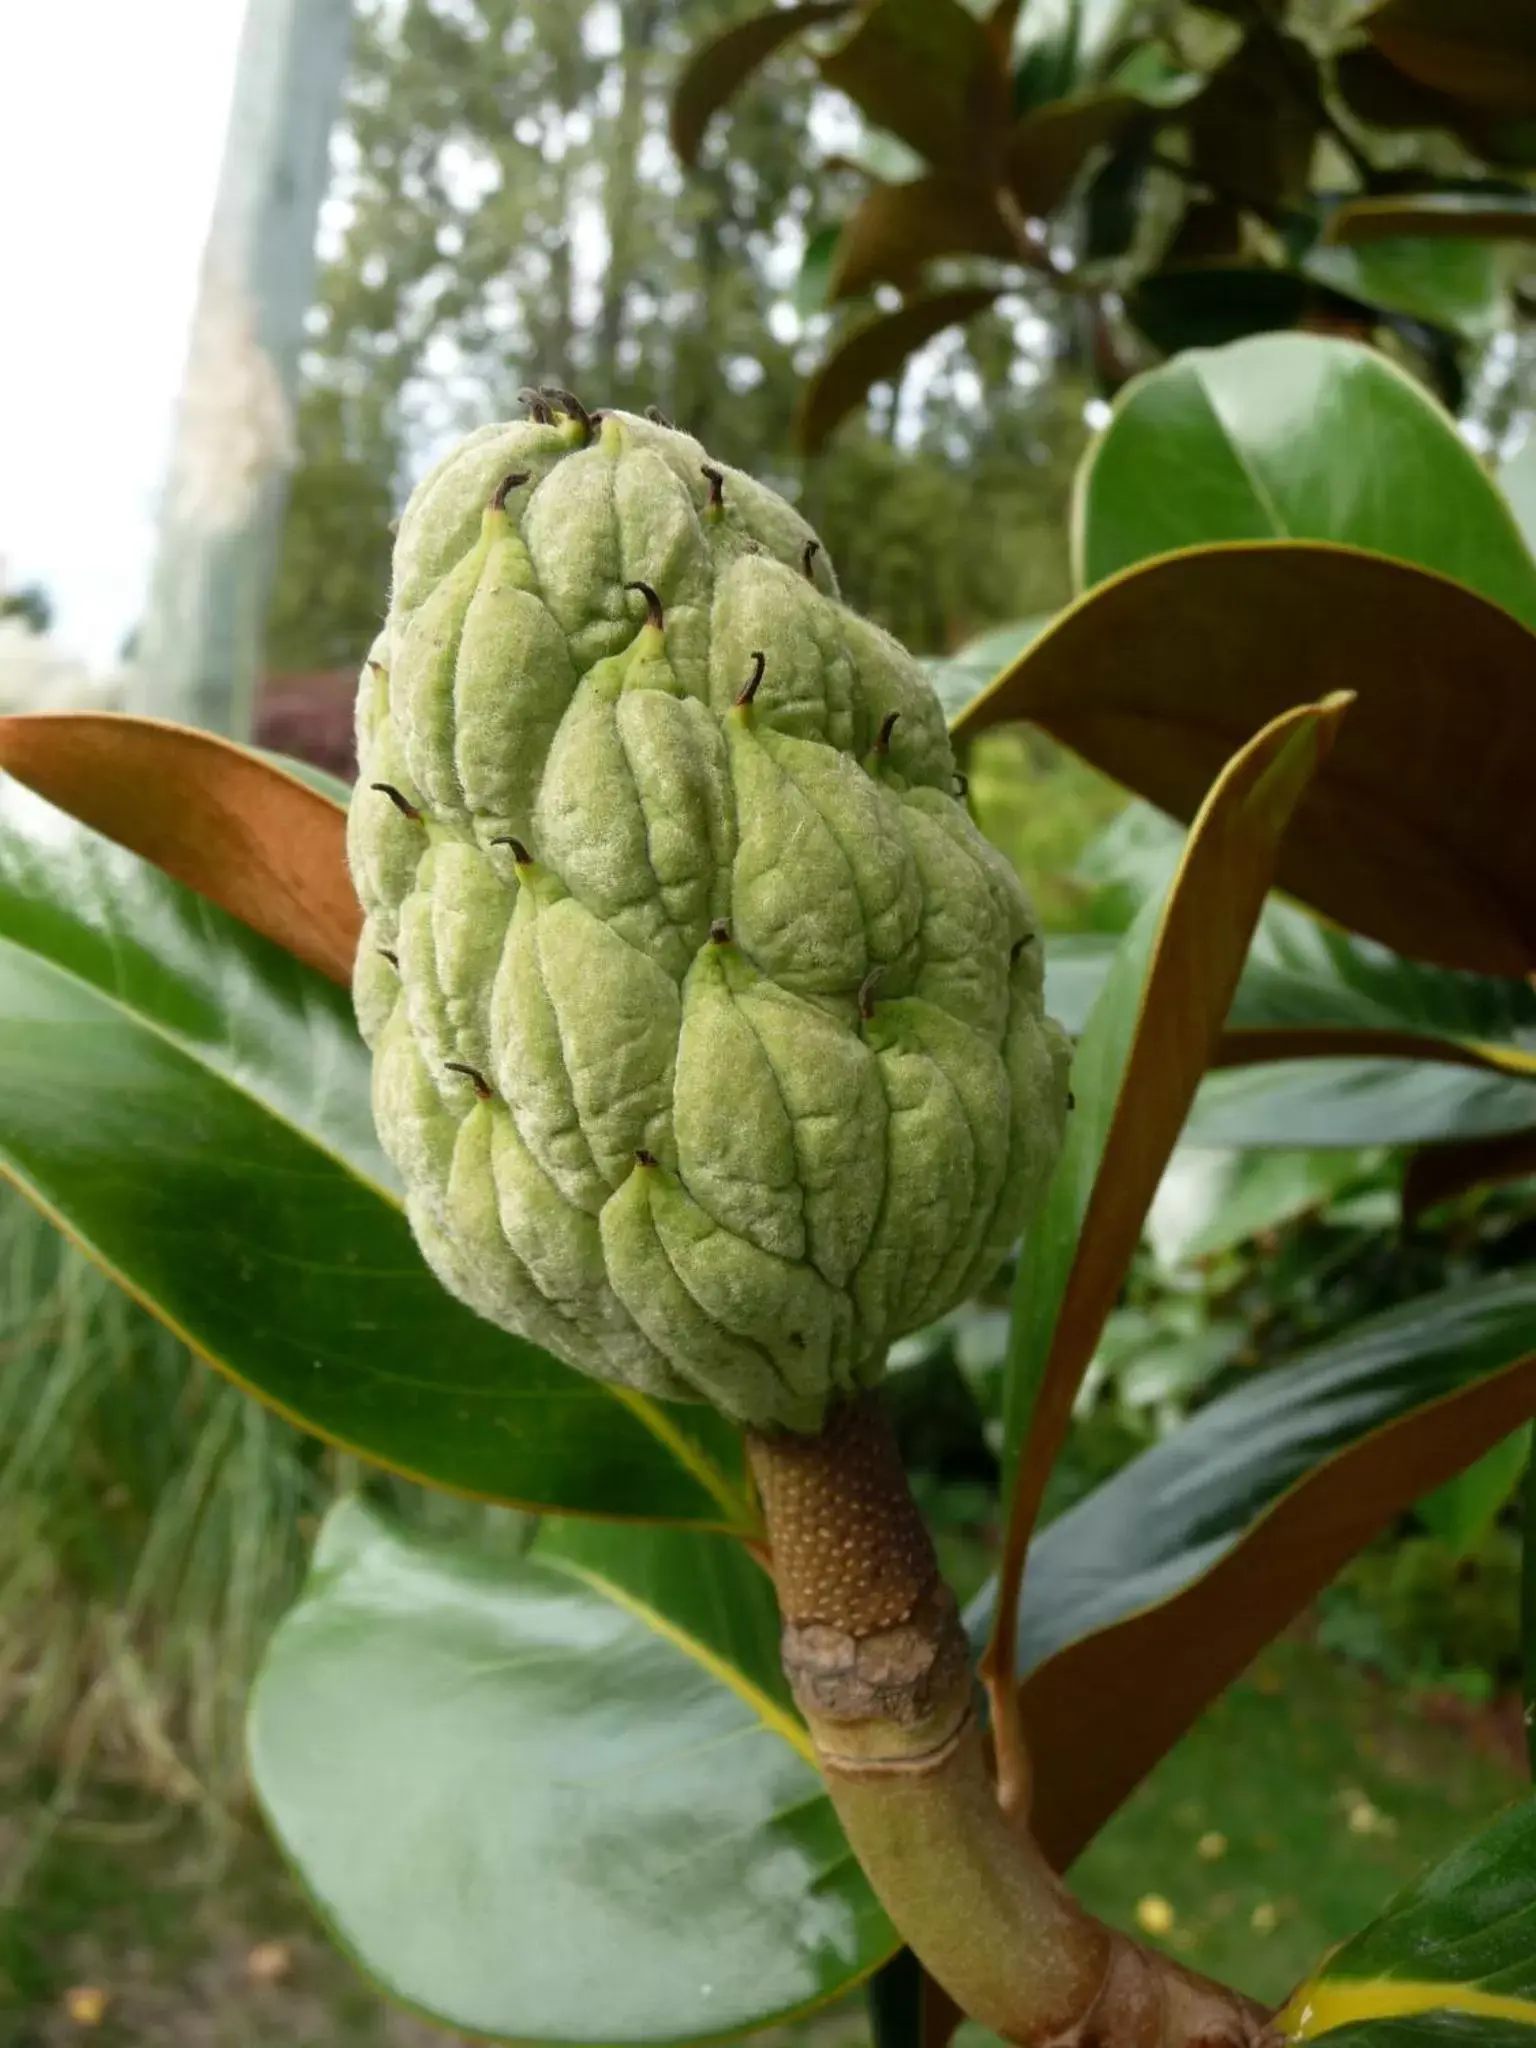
348 392 1071 1432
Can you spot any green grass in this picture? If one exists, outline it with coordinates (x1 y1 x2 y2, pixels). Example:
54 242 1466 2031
0 1190 324 1823
2 1637 1522 2043
1072 1635 1524 2009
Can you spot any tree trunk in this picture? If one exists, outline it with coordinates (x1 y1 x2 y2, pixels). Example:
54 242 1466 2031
594 0 662 391
131 0 353 736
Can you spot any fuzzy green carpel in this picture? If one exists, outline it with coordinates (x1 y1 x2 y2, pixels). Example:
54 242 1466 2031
348 397 1072 1432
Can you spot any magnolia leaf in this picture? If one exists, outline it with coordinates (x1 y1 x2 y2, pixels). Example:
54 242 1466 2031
828 173 1013 301
1281 1794 1536 2039
795 287 1000 452
1188 1058 1536 1152
1416 1424 1531 1555
1364 0 1536 115
0 712 359 986
0 780 750 1528
1185 30 1322 214
817 0 1009 177
930 616 1051 721
1006 50 1199 217
969 1268 1536 1868
981 697 1346 1731
1404 1129 1536 1217
1303 237 1502 340
955 545 1536 977
670 2 851 166
1326 191 1536 243
252 1502 892 2043
1069 334 1536 625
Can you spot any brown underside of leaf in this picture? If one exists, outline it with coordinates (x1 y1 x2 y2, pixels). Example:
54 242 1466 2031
828 174 1014 302
1325 194 1536 243
669 1 852 166
1402 1127 1536 1218
981 698 1346 1816
816 0 1010 179
1366 0 1536 114
1006 91 1155 218
0 713 359 987
795 288 1000 453
1021 1351 1536 1871
954 543 1536 976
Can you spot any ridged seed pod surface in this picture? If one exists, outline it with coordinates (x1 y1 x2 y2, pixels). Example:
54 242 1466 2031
348 397 1071 1433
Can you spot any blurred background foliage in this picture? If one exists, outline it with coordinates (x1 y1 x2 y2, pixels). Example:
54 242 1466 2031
8 0 1536 2031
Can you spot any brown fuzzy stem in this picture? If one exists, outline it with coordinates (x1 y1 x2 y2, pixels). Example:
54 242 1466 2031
747 1395 1274 2048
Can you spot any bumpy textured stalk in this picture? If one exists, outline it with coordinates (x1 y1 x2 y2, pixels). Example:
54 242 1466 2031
748 1396 1275 2048
349 394 1071 1434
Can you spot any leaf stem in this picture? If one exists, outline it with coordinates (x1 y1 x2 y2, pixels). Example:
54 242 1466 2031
747 1393 1273 2047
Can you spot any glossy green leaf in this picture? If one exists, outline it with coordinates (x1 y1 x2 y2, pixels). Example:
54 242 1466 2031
1040 932 1119 1038
1187 1058 1536 1151
1523 1444 1536 1774
0 780 751 1528
1059 805 1536 1049
1326 191 1536 244
670 2 851 165
1231 897 1536 1047
1303 2021 1535 2048
1282 1794 1536 2038
1041 840 1536 1151
1046 935 1536 1150
1417 1423 1530 1555
1071 334 1536 630
251 1499 892 2043
1045 824 1536 1145
795 287 1000 452
969 1267 1536 1866
929 616 1050 721
1303 236 1502 339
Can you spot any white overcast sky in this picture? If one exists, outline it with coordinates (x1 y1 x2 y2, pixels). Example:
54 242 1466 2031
0 1 249 666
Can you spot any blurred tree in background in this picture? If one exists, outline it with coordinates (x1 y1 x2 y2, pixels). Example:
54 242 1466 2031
267 0 1088 675
0 585 53 636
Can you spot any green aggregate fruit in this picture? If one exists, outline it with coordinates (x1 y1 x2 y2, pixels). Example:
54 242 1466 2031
348 390 1071 1433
